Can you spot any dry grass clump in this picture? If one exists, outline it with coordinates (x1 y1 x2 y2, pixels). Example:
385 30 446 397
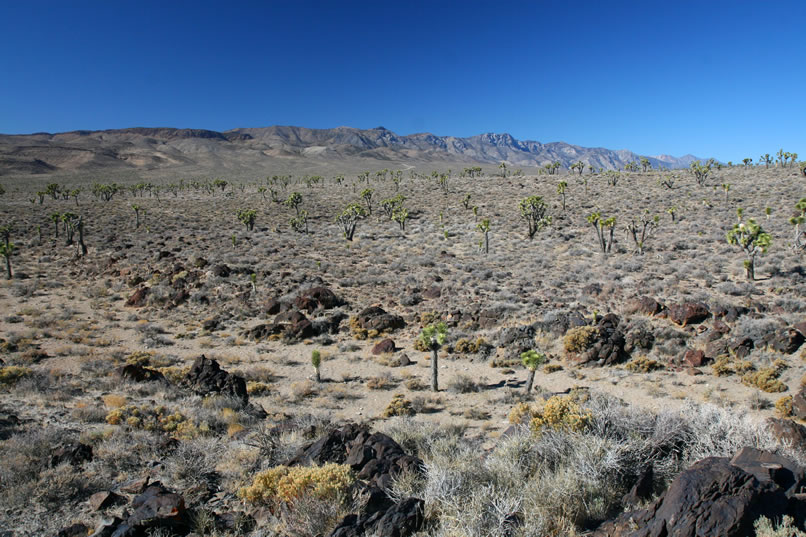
508 395 592 433
238 463 354 504
446 374 482 393
742 361 788 393
106 404 202 438
383 394 415 417
563 326 598 354
453 337 489 354
775 395 793 417
0 365 32 386
754 515 806 537
544 363 563 373
625 355 664 373
366 372 396 390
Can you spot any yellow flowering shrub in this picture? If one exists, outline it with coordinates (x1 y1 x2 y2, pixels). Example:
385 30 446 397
105 404 203 438
239 463 355 504
0 366 32 386
508 395 591 433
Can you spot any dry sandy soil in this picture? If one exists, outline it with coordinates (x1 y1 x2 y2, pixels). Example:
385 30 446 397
0 163 805 535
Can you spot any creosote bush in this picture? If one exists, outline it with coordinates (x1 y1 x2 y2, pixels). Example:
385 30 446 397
106 404 203 438
508 394 592 433
742 362 788 393
238 463 355 504
564 326 598 354
383 394 415 417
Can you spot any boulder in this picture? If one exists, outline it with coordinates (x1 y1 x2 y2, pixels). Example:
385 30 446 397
354 306 405 333
57 523 90 537
683 349 707 367
793 387 806 421
729 337 755 359
111 483 190 537
50 441 93 467
372 339 396 355
125 287 149 307
118 364 165 383
767 418 806 449
296 286 341 311
594 450 804 537
771 327 805 354
581 314 629 366
211 264 231 278
329 497 425 537
90 491 122 511
183 355 248 406
668 302 710 326
626 296 664 317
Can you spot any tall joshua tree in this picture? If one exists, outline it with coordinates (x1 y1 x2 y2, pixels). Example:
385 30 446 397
420 321 448 391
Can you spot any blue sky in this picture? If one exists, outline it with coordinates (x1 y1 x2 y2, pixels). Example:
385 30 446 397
2 0 804 162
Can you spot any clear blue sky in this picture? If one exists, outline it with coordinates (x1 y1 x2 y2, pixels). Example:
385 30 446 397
2 0 804 162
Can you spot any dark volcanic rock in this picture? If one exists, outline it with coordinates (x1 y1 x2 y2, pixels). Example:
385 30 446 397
354 306 405 333
296 286 341 311
183 355 248 405
372 339 396 355
57 523 90 537
771 327 805 354
211 264 231 278
126 287 149 307
111 483 190 537
767 418 806 448
793 386 806 421
581 314 629 366
626 296 664 316
668 302 710 326
683 349 707 367
118 364 165 383
594 450 804 537
50 441 93 467
329 497 425 537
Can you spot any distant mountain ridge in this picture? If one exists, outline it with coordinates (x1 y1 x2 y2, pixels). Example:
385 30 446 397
0 125 702 176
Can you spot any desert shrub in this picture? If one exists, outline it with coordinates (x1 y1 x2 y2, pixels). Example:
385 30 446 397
775 396 793 417
712 355 735 376
383 394 415 417
509 395 592 433
239 463 355 505
367 373 396 390
754 515 806 537
742 365 788 393
544 363 563 373
625 356 664 373
564 326 598 353
0 365 32 386
106 404 203 438
247 381 271 395
453 337 488 354
446 374 481 393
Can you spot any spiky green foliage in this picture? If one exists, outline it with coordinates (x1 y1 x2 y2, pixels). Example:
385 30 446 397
237 209 257 231
290 210 308 234
557 182 568 211
284 192 303 215
0 225 14 280
627 211 660 254
544 161 561 175
476 218 491 254
420 321 448 391
311 349 321 382
640 156 651 172
519 196 552 240
690 159 714 186
336 202 367 241
132 204 145 229
360 188 374 215
726 212 772 281
588 212 617 254
570 161 585 175
521 349 547 394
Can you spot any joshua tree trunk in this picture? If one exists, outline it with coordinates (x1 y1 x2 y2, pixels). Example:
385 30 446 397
431 347 439 391
525 368 535 394
77 219 87 257
745 257 755 281
4 254 11 280
314 367 321 383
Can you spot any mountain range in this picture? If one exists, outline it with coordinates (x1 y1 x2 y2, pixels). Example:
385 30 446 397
0 125 702 177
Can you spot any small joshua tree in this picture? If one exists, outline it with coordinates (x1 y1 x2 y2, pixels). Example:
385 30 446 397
0 226 14 279
799 161 806 177
285 192 303 215
521 349 546 394
659 175 675 189
50 212 60 239
790 198 806 251
361 188 374 215
761 153 772 168
570 161 585 175
476 218 491 254
627 211 659 254
499 162 508 178
519 196 552 240
336 203 367 241
690 159 713 186
237 209 257 231
640 157 651 172
462 194 472 210
392 207 408 231
726 210 772 281
290 210 308 234
544 161 561 175
420 321 448 391
557 181 567 211
743 158 753 167
132 204 145 228
667 206 677 223
721 183 731 202
311 349 322 382
588 212 616 254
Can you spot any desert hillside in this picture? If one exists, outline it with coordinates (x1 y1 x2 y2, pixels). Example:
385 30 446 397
0 161 805 536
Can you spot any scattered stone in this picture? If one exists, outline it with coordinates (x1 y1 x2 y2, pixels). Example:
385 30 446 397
581 314 629 366
211 264 231 278
398 353 411 366
330 497 425 537
683 349 707 367
626 296 664 317
793 386 806 421
295 286 341 311
767 418 806 448
730 337 755 359
126 287 149 307
771 327 805 354
50 441 93 467
112 483 190 537
57 523 90 537
372 339 396 355
89 517 122 537
90 491 122 511
668 302 710 326
423 286 441 299
354 306 406 333
183 355 248 406
119 476 150 494
622 467 654 507
118 364 165 383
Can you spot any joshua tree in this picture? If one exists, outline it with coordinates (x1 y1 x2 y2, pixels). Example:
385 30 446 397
659 175 675 189
588 212 616 254
799 161 806 177
284 192 303 215
50 212 60 239
311 349 322 382
336 203 367 241
544 161 561 175
521 349 546 394
776 149 785 167
726 210 772 281
381 194 406 219
570 161 585 175
743 158 753 167
605 170 620 186
437 173 450 194
392 207 408 231
237 209 257 231
667 207 677 223
640 156 651 172
519 196 552 239
0 226 14 279
132 204 145 228
361 188 374 215
462 194 472 210
290 210 308 234
476 218 491 254
213 179 228 192
624 161 639 172
627 211 659 254
721 183 731 203
557 181 567 211
420 321 448 391
690 159 713 186
790 198 806 250
499 162 508 178
760 154 772 168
